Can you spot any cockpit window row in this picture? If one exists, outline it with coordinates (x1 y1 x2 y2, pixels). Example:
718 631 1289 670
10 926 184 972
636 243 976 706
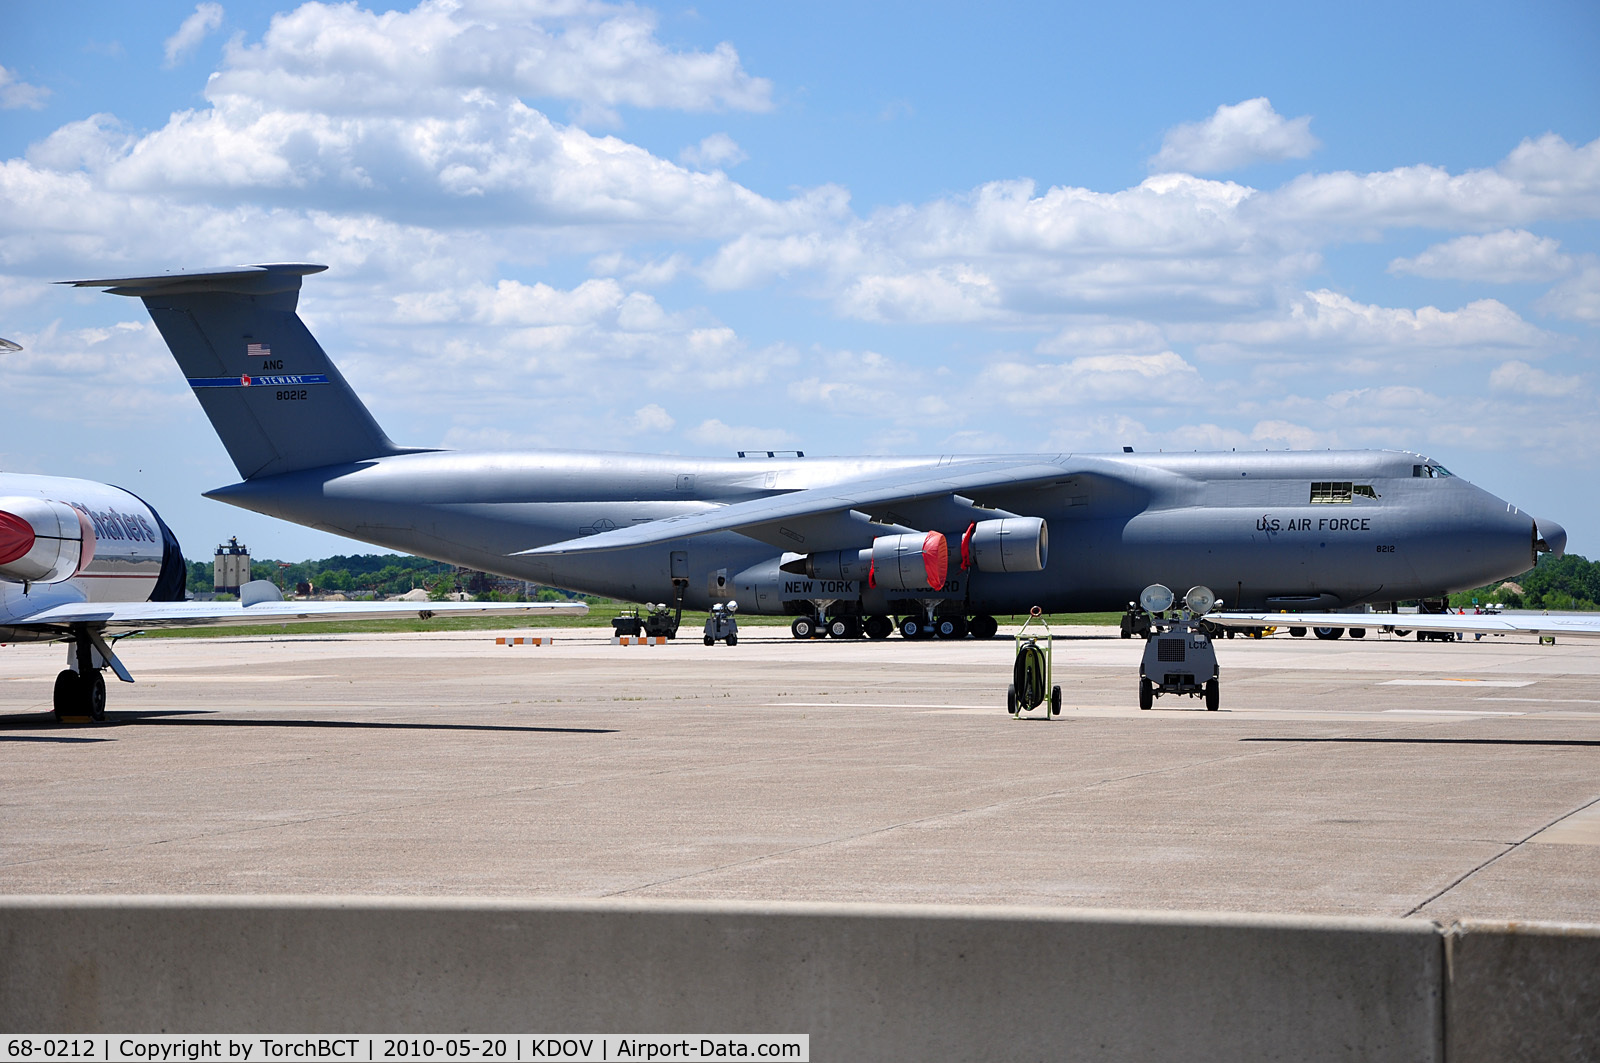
1309 482 1380 504
1413 464 1453 478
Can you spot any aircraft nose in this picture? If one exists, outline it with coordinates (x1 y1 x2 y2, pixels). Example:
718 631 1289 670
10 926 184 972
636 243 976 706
1535 517 1567 557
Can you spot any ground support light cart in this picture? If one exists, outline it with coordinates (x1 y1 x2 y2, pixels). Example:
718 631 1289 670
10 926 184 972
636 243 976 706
1137 584 1221 711
1008 606 1062 718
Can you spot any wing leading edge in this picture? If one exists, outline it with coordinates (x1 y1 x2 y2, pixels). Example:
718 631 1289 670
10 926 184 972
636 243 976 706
6 597 587 632
516 459 1074 557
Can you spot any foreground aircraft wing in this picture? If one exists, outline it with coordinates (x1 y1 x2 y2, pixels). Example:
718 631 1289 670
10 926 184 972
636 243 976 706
517 460 1072 556
1209 611 1600 641
5 597 587 633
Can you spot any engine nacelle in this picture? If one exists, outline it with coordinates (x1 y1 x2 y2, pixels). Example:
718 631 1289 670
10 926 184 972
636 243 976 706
0 497 96 584
963 517 1048 573
870 531 949 592
782 548 871 582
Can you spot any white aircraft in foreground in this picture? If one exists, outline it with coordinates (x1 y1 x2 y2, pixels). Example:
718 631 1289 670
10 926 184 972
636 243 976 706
0 469 587 721
1206 609 1600 641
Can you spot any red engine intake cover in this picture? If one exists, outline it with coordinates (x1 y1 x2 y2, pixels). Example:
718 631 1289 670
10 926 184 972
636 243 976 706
0 510 36 566
922 530 949 590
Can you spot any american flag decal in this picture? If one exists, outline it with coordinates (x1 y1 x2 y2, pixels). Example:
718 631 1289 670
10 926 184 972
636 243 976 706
246 342 271 358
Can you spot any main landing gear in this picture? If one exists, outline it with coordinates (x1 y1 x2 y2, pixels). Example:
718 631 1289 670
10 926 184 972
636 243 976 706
53 625 116 722
790 612 1000 640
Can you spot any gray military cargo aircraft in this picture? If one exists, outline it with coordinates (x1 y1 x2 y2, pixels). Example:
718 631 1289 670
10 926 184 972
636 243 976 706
68 264 1567 641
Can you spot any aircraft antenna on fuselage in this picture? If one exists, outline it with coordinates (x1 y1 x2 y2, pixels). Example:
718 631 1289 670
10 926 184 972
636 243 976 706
63 265 407 480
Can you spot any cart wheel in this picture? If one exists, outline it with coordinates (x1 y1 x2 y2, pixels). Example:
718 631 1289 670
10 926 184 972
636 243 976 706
726 633 736 646
704 635 714 646
1051 685 1062 716
1139 678 1153 711
1205 678 1219 711
1007 683 1016 715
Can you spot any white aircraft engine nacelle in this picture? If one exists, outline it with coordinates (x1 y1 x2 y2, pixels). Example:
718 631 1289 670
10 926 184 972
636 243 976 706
964 517 1048 573
0 496 96 584
870 531 950 592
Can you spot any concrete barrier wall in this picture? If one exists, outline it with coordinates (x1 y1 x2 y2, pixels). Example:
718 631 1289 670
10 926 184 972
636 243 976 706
0 897 1584 1061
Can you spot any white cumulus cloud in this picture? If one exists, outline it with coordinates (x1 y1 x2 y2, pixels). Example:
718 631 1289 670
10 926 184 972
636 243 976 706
1488 359 1584 398
164 2 225 68
1389 229 1574 283
680 133 747 169
0 65 49 110
1150 98 1319 174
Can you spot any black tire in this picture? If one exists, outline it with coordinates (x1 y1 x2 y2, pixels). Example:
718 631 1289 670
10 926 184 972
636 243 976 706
726 634 737 646
864 615 892 640
1313 626 1344 640
791 617 815 639
1289 626 1307 638
82 670 106 722
827 617 856 639
1051 685 1062 716
704 635 715 646
935 616 959 639
899 617 922 639
1350 628 1366 639
1007 683 1016 715
1139 678 1154 711
52 669 77 722
1392 629 1411 638
1205 678 1219 711
970 614 999 640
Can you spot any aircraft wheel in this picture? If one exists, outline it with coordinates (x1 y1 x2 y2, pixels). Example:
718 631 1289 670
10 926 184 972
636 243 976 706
1006 683 1016 715
726 633 737 646
1350 628 1366 639
1289 627 1307 638
1051 685 1062 716
899 617 922 639
864 615 892 640
970 614 999 640
1392 629 1411 638
1139 678 1154 711
86 671 107 721
1205 678 1219 711
704 635 715 646
934 616 959 639
1313 626 1344 640
52 670 77 722
828 616 859 639
791 616 816 639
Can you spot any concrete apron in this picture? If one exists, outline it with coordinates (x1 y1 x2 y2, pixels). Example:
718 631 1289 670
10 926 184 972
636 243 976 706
1 897 1595 1062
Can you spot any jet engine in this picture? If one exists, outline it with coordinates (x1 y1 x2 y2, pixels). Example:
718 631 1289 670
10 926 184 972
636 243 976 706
962 517 1048 573
870 531 949 591
779 530 951 592
0 497 96 584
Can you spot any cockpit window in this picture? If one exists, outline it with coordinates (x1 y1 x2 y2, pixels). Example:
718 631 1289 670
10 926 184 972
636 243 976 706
1412 464 1454 478
1310 482 1353 503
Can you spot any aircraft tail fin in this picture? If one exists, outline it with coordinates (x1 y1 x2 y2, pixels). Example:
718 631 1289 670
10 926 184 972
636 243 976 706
65 264 408 480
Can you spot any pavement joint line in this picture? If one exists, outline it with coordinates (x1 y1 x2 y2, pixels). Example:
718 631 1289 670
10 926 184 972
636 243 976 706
1403 792 1600 918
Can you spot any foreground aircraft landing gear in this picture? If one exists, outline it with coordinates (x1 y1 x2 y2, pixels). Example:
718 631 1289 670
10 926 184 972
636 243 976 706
969 614 999 640
53 668 106 723
863 615 893 640
791 616 817 639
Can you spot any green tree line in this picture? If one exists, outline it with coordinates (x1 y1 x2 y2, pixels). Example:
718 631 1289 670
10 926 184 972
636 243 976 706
185 553 576 602
1449 552 1599 611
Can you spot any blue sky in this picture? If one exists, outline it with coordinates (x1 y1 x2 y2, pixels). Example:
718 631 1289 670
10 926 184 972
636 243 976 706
2 0 1598 562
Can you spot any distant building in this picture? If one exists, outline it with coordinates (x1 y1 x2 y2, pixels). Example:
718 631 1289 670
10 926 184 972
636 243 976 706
215 536 251 595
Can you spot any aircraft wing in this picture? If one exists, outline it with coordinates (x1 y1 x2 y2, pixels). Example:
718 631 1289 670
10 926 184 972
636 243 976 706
516 460 1072 556
4 597 587 633
1208 611 1600 640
